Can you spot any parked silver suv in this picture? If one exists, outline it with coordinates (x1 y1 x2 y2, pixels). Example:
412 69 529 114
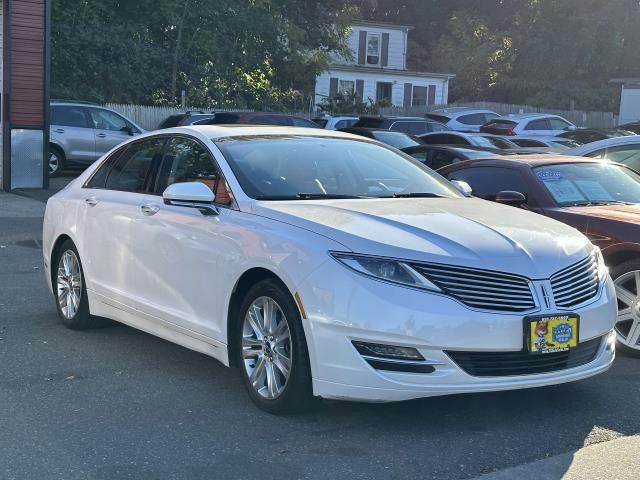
49 101 145 176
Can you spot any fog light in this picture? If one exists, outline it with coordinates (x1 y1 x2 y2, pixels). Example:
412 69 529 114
606 330 616 351
352 341 424 361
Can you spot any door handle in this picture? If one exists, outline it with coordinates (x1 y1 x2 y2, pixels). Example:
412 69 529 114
54 128 65 134
141 204 160 216
96 133 107 138
85 196 99 206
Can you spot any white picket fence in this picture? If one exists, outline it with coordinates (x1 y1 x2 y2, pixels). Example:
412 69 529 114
105 104 314 130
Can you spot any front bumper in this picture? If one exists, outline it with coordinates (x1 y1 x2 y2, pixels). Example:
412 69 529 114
297 260 617 402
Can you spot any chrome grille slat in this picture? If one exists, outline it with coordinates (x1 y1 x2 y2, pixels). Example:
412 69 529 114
412 263 536 313
551 254 600 308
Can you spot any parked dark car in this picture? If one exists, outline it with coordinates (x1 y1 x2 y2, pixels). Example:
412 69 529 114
351 116 451 136
401 145 511 170
195 112 318 127
340 127 423 150
158 112 215 128
439 155 640 356
557 128 636 145
619 122 640 135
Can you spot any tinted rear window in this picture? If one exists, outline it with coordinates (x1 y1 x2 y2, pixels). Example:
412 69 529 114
209 113 241 124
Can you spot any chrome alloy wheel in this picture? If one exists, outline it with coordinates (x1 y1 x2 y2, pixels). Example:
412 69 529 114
242 296 292 399
57 250 83 320
615 270 640 349
49 151 60 175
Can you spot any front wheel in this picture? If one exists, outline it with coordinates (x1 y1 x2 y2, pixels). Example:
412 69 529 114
611 260 640 357
235 279 314 414
48 146 65 177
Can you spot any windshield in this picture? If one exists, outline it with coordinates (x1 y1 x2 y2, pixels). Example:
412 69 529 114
371 131 422 149
473 136 516 149
215 135 460 200
533 163 640 206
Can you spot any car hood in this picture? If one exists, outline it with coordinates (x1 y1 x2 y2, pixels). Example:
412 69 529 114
251 198 592 279
557 204 640 224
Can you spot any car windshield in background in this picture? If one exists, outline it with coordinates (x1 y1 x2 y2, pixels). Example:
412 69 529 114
533 163 640 206
215 136 460 200
371 131 422 149
470 135 515 149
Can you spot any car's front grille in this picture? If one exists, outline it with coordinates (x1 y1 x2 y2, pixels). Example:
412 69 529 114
445 336 602 377
411 263 536 313
550 254 600 308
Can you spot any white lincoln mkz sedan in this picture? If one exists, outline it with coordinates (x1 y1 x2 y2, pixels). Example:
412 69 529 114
43 126 617 413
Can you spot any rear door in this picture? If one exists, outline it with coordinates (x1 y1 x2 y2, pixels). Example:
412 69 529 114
89 108 139 157
50 105 96 162
523 119 553 136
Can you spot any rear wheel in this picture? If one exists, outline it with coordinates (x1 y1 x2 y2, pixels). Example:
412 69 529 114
611 260 640 357
49 145 65 177
53 240 106 329
235 279 314 414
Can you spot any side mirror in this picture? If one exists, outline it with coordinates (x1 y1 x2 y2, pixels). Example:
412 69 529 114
450 179 473 197
162 182 218 216
496 190 527 207
121 125 134 136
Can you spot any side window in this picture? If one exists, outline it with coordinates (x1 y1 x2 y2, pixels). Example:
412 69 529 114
421 134 452 145
90 108 132 132
429 151 458 170
587 145 640 171
253 115 291 126
525 119 550 130
515 139 544 147
51 106 89 128
407 122 430 136
104 138 165 193
447 167 529 201
85 145 129 188
156 137 233 205
291 117 314 128
389 121 410 133
430 122 450 132
458 114 485 125
549 118 571 130
334 119 356 130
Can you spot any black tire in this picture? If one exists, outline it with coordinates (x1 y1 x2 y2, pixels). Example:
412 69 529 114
610 259 640 358
235 279 315 414
48 144 65 177
53 240 107 329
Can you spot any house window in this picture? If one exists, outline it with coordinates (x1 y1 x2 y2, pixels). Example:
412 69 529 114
366 33 381 65
339 80 355 96
412 86 428 107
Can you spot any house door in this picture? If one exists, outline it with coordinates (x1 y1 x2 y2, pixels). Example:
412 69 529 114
376 82 393 105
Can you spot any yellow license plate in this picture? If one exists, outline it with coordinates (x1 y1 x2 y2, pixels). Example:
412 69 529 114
527 315 579 354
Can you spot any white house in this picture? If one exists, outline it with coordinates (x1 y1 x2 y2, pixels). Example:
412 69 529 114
314 21 455 110
612 78 640 125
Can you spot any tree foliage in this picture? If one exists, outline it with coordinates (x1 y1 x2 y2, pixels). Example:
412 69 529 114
52 0 640 111
52 0 356 108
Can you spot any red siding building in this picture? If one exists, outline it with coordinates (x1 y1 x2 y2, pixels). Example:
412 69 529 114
1 0 49 191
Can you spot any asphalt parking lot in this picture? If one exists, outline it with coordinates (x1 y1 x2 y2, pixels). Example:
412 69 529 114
1 178 640 480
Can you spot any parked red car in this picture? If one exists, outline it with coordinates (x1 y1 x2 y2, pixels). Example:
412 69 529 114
439 155 640 356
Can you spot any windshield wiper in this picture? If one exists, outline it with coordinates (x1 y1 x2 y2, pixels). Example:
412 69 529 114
255 193 368 200
386 192 447 199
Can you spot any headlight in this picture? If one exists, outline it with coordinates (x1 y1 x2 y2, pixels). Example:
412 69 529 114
594 247 608 281
331 253 441 292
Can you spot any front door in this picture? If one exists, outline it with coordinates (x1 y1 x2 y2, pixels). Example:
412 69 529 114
129 136 234 341
89 108 136 158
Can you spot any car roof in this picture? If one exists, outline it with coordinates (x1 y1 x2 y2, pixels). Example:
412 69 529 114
566 135 640 155
178 124 369 141
441 155 615 170
504 113 565 121
430 108 499 117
